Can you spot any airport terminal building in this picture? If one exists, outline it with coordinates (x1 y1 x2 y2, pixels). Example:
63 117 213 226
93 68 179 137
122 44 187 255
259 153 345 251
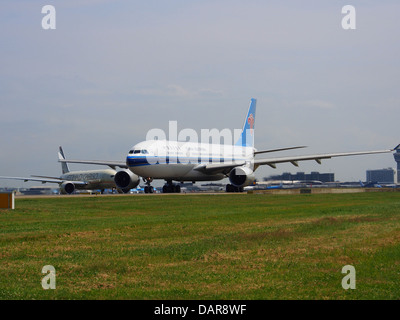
265 171 335 183
366 168 396 184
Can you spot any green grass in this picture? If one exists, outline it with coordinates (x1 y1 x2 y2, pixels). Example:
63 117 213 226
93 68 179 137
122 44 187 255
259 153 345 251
1 192 400 299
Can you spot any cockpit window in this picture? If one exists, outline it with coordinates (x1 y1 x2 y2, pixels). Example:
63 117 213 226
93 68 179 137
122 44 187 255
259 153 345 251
130 149 148 154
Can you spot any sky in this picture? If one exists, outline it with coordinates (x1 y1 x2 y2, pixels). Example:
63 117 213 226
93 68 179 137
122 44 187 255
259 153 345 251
0 0 399 188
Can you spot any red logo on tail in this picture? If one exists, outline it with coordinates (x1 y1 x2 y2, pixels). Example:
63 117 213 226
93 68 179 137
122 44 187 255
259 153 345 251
247 113 254 135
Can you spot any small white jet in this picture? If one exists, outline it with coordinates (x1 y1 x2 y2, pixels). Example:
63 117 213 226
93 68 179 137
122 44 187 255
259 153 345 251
0 147 135 194
59 99 399 193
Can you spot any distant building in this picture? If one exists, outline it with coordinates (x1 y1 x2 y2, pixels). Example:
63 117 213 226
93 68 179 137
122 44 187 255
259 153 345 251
265 171 335 183
366 168 395 184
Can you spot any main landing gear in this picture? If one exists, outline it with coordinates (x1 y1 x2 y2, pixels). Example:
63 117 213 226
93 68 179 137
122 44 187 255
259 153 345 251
226 184 244 193
162 180 181 193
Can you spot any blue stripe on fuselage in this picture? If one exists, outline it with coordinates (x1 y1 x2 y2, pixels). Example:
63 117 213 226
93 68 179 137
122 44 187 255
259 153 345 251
127 156 149 167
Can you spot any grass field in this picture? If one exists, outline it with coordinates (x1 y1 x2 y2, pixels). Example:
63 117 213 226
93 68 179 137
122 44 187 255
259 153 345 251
1 191 400 300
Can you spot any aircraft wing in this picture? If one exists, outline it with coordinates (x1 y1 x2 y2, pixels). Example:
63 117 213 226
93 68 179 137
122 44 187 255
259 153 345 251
58 159 128 169
254 146 307 155
254 147 396 169
194 161 247 175
194 146 398 174
0 176 88 185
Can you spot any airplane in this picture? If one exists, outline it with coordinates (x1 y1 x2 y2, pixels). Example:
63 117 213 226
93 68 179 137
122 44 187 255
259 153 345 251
359 181 382 188
130 185 145 193
0 146 135 194
58 98 399 193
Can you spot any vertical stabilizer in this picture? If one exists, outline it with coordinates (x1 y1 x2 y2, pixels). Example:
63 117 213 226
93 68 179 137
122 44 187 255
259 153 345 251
235 98 257 148
58 146 70 174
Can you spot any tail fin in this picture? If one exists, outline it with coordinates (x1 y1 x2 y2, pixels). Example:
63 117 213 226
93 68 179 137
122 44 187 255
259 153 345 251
235 98 257 148
58 146 70 174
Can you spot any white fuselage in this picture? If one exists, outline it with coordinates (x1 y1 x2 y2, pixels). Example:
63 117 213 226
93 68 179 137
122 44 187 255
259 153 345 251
61 169 116 190
126 140 254 181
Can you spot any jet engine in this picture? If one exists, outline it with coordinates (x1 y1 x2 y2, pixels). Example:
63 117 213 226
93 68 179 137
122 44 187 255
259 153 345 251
114 169 140 193
60 181 75 194
229 166 255 187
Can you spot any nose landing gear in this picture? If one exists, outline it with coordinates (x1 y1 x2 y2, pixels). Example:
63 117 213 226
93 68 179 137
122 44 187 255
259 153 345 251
143 177 154 194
